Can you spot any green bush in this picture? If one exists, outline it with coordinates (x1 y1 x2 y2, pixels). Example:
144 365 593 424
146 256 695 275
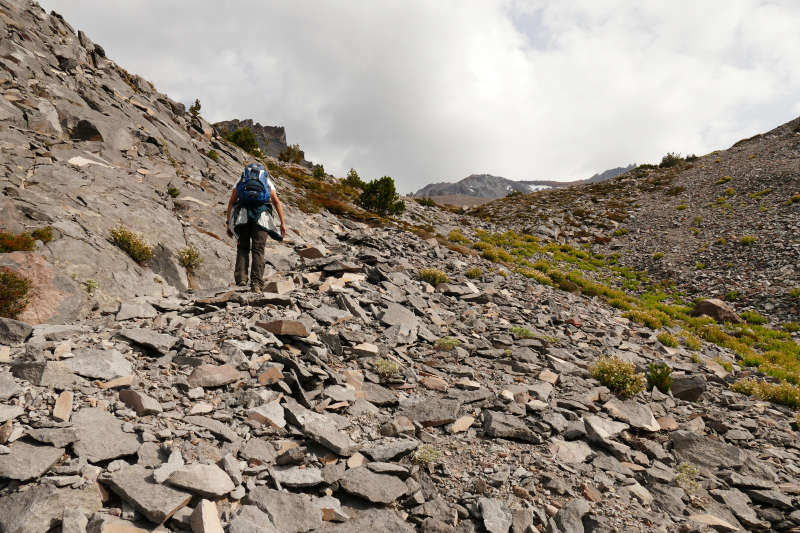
83 278 99 293
225 127 261 156
207 149 219 161
715 238 727 245
419 268 449 285
449 229 470 245
0 231 35 253
343 168 365 189
685 154 699 162
509 326 536 339
415 197 436 207
787 194 800 205
692 216 704 226
590 355 646 398
189 99 201 117
740 236 756 245
657 332 679 348
740 310 768 325
168 187 180 198
730 378 800 409
278 143 304 164
724 291 738 301
695 263 706 270
647 362 672 393
312 166 326 180
0 267 31 319
178 247 203 273
652 252 664 260
357 176 406 217
374 358 400 381
30 227 53 243
675 463 700 493
109 225 154 265
435 337 461 351
409 445 441 466
465 267 482 279
614 228 629 236
716 176 732 185
784 322 800 333
790 288 800 298
676 204 688 210
659 152 684 168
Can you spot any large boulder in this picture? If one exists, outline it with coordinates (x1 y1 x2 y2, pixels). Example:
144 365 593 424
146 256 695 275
690 298 745 324
0 252 87 325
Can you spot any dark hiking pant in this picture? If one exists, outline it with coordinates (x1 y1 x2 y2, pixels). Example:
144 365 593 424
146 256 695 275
234 223 268 286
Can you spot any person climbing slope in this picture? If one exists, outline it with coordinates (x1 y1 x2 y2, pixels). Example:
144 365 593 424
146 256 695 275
226 162 286 292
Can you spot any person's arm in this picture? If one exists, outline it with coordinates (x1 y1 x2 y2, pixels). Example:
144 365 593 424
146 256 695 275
270 189 287 238
225 187 238 238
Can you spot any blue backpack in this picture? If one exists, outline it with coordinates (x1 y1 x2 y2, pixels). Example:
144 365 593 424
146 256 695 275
236 163 270 207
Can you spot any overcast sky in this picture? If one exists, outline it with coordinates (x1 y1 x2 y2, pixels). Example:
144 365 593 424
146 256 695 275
48 1 800 194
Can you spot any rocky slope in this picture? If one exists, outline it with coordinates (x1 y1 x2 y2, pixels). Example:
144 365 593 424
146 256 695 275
214 119 298 162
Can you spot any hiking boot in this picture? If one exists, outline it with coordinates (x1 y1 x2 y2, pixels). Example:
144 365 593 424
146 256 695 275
251 282 263 293
236 281 248 287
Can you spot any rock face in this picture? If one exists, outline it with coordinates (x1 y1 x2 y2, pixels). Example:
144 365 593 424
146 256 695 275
691 298 746 324
71 408 141 462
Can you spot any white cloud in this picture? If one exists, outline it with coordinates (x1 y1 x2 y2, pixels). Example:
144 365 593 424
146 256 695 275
46 0 800 193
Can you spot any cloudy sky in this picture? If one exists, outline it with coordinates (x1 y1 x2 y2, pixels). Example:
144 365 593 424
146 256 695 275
49 1 800 194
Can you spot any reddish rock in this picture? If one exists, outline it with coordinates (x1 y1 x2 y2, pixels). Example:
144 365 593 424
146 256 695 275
52 391 73 422
657 416 680 431
420 376 448 391
581 482 603 502
187 365 244 388
690 298 745 324
298 245 327 259
0 252 87 325
258 366 284 386
255 320 310 337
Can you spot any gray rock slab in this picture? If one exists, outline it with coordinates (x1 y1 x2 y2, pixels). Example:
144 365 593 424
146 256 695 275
360 438 419 462
314 508 415 533
0 439 64 480
72 408 141 463
380 303 419 328
554 498 591 533
671 374 707 402
244 486 323 533
584 415 629 442
102 465 193 524
479 498 513 533
483 411 541 443
167 463 235 497
10 361 78 388
116 301 158 321
650 483 686 515
229 505 280 533
28 427 80 448
118 328 177 353
310 305 352 326
272 465 324 487
0 372 22 401
402 399 461 427
603 398 659 431
153 450 184 484
0 481 102 533
0 404 23 423
240 438 277 464
0 318 33 344
339 466 409 504
31 324 85 341
672 430 748 469
65 348 132 380
283 401 356 456
184 415 239 442
119 389 163 416
362 382 398 406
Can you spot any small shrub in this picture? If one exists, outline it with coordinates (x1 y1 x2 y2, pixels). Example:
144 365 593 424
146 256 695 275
675 463 700 493
168 187 180 198
740 310 768 325
614 228 629 236
647 362 673 393
790 288 800 298
83 278 99 293
558 280 580 292
675 204 688 210
465 267 482 279
435 337 461 351
689 353 701 364
714 157 721 163
178 247 203 273
225 127 261 156
695 263 706 270
652 252 664 260
659 152 684 168
449 229 471 245
189 99 201 117
784 322 800 333
357 176 406 217
278 143 304 164
690 228 700 235
109 225 154 265
0 267 31 319
419 268 449 285
509 326 536 339
472 241 492 252
610 298 632 311
409 446 442 466
740 236 756 245
374 358 400 381
716 176 732 185
730 378 800 409
517 268 552 286
0 231 35 253
496 249 512 262
312 166 326 180
685 154 699 162
715 238 727 245
207 149 219 161
714 357 733 372
481 248 498 262
692 216 704 226
657 332 679 348
30 227 53 243
683 332 702 351
415 197 436 207
590 355 646 398
787 194 800 205
724 291 738 301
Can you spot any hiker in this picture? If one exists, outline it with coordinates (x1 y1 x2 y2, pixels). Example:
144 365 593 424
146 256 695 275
226 163 286 292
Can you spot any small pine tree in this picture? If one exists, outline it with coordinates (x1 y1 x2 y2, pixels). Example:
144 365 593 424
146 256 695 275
343 168 365 189
278 144 304 164
358 176 406 217
313 166 326 180
226 127 260 156
189 99 201 117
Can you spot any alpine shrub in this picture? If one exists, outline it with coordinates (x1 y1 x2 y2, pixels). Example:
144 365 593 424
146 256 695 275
225 127 260 156
647 362 673 393
730 378 800 409
343 168 365 189
590 355 646 398
409 446 441 466
178 247 203 273
168 187 180 198
419 268 449 285
374 358 400 381
312 166 326 180
740 236 756 245
207 149 219 161
509 326 536 339
659 152 684 168
189 99 201 117
465 267 482 279
0 231 35 253
740 310 768 325
0 267 31 319
278 143 304 164
357 176 406 217
31 227 53 243
657 332 679 348
415 197 436 207
109 225 153 265
435 337 461 351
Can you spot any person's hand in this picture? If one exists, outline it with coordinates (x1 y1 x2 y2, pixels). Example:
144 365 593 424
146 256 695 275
226 228 233 239
280 224 287 238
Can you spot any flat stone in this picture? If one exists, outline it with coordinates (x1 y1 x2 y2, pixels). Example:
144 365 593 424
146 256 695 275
103 464 193 524
744 488 794 509
312 495 350 522
478 498 513 533
0 372 22 401
650 484 686 515
28 427 80 448
0 318 33 344
0 404 23 423
31 325 84 341
52 390 73 422
299 245 327 259
352 343 379 357
339 466 408 504
603 399 659 431
116 302 158 321
119 328 177 353
187 364 244 387
657 416 679 431
228 505 279 533
671 374 707 402
402 399 461 427
119 389 163 416
0 439 64 480
244 487 323 533
256 320 310 337
548 440 594 463
362 383 398 406
672 430 748 469
184 416 239 442
65 348 132 380
257 366 284 386
241 437 278 464
153 450 184 483
190 499 225 533
72 408 141 462
627 482 653 505
168 464 235 497
450 416 474 433
421 376 448 391
264 280 295 295
283 400 356 456
248 400 286 429
0 481 102 533
539 369 559 384
689 514 739 532
583 415 629 442
554 498 591 533
272 465 325 487
10 361 77 388
380 303 419 328
310 305 352 326
360 439 419 462
483 411 541 443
